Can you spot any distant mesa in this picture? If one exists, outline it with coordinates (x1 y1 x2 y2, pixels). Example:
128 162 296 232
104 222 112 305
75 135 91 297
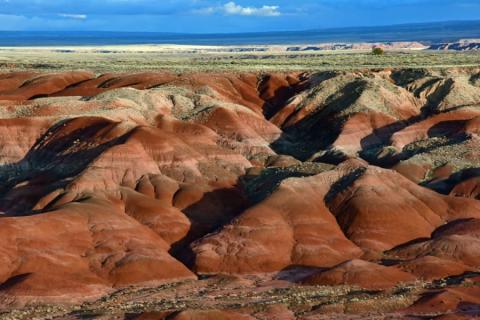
429 39 480 51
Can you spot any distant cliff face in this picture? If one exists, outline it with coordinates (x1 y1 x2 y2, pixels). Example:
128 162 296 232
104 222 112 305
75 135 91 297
429 39 480 51
0 68 480 318
286 41 427 51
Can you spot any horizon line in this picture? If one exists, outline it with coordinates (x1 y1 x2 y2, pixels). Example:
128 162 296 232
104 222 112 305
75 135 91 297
1 18 479 35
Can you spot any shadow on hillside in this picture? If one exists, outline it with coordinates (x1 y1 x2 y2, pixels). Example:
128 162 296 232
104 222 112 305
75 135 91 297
259 72 311 120
359 104 475 167
0 117 134 216
265 68 476 167
0 273 32 291
169 185 250 269
422 167 480 195
270 79 368 162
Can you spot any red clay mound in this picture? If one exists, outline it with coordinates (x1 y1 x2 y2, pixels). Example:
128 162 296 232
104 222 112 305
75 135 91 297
168 310 255 320
303 259 416 290
395 256 472 281
390 109 480 149
0 71 95 100
327 165 480 254
0 197 195 305
0 71 309 118
332 111 398 155
191 163 364 274
450 175 480 199
406 287 480 316
259 73 308 119
387 218 480 267
0 72 38 92
54 72 178 97
191 158 480 273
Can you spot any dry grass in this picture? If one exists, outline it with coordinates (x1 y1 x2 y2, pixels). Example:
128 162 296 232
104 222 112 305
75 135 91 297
1 48 480 73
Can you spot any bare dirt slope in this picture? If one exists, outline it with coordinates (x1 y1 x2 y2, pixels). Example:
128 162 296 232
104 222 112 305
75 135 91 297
0 68 479 319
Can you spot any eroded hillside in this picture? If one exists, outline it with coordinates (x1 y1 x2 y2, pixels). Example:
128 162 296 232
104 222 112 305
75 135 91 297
0 68 480 319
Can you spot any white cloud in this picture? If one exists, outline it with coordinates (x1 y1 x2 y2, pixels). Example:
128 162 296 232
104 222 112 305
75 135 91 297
58 13 87 20
224 2 280 16
196 2 281 16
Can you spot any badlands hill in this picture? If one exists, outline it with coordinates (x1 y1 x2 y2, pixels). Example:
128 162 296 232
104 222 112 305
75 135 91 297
0 68 480 318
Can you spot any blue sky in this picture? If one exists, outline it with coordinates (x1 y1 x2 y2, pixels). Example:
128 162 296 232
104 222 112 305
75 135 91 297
0 0 479 33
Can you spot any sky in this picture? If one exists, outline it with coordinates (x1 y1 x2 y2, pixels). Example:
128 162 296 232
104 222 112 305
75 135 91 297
0 0 479 33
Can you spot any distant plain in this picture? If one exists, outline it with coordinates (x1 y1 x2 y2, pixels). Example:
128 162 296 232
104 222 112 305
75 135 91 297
1 45 480 73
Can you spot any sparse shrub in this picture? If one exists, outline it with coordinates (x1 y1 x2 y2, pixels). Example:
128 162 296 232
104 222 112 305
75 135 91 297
372 47 385 55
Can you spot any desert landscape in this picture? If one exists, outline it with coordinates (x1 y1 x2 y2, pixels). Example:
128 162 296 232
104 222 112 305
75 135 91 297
0 45 478 319
2 44 480 74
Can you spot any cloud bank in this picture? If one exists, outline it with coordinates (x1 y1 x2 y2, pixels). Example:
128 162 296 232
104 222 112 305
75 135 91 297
196 2 281 16
222 2 281 16
58 13 87 20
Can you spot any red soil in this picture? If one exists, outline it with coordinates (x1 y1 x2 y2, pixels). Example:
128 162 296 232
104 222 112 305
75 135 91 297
0 69 479 317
